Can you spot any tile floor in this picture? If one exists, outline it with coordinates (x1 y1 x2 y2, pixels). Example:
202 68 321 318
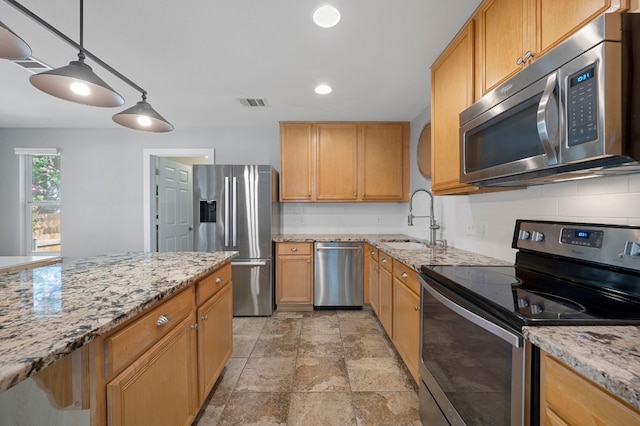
194 309 421 425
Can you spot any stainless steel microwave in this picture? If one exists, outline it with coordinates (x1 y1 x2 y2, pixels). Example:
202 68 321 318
459 13 640 187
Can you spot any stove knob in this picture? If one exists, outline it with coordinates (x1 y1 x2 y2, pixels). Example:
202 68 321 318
518 230 531 240
531 231 545 242
530 304 543 315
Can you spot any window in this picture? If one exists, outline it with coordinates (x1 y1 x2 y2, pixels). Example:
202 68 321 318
15 148 61 255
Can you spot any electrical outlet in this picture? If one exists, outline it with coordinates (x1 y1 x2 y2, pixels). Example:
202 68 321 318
479 221 489 237
465 222 477 236
481 222 489 237
297 217 305 225
376 217 381 225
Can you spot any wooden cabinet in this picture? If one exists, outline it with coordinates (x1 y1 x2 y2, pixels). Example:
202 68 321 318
392 260 420 384
358 123 409 201
475 0 627 97
276 242 314 306
431 22 479 195
196 271 232 404
106 312 198 426
316 123 359 201
378 251 394 336
279 122 409 202
280 123 313 201
93 263 234 426
367 244 380 314
540 350 640 426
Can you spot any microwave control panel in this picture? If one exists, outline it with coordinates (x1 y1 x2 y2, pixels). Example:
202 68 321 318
567 65 598 146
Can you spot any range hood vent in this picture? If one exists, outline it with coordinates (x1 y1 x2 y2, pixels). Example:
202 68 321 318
238 97 268 107
10 56 52 74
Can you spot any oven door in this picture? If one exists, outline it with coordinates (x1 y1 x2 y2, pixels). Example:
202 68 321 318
419 276 530 426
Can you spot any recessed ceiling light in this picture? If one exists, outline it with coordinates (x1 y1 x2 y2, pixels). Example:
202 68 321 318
315 84 332 95
313 5 341 28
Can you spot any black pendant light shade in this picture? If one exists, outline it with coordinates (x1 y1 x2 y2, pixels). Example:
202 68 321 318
113 96 174 132
0 20 32 59
30 56 125 107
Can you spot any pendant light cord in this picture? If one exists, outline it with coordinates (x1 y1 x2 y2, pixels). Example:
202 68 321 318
78 0 85 61
3 0 146 97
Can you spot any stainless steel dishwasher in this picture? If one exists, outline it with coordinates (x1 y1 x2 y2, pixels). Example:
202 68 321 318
314 242 363 308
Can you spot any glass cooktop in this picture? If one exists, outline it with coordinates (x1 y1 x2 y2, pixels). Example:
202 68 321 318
421 264 640 327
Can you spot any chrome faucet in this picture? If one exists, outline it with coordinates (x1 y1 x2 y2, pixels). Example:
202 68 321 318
408 188 440 247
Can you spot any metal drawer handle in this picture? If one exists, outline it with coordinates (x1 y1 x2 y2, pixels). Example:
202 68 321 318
291 247 298 252
201 315 209 321
216 277 222 283
156 314 170 327
401 272 408 278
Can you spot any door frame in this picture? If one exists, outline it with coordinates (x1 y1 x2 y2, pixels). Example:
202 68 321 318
143 148 214 252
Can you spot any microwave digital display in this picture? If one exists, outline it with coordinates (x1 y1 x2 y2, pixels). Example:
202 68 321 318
571 68 595 87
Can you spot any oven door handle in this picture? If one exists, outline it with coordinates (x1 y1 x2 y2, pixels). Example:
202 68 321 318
421 277 523 348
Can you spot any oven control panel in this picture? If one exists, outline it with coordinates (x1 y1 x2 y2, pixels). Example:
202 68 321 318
560 228 604 248
512 220 640 271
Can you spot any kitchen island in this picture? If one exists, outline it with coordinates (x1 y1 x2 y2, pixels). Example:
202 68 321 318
0 251 236 425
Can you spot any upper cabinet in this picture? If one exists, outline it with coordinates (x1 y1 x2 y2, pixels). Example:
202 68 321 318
475 0 628 97
279 121 409 202
431 22 479 195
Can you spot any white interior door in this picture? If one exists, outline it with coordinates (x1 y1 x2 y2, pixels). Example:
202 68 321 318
157 158 193 252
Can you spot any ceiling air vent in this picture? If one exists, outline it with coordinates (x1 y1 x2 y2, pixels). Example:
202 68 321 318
238 98 268 107
10 56 52 74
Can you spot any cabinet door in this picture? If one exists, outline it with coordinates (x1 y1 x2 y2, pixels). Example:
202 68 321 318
378 266 393 336
358 123 408 201
280 122 313 201
535 0 627 57
431 22 478 195
392 279 420 384
315 123 358 201
197 282 232 404
107 314 198 426
369 257 380 315
475 0 529 96
276 254 313 304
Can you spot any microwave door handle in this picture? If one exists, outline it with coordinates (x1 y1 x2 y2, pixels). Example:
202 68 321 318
536 72 560 165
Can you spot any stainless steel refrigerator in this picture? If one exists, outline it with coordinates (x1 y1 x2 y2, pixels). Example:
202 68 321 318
193 165 280 316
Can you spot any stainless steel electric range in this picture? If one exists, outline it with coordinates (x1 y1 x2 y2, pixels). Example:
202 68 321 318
418 220 640 425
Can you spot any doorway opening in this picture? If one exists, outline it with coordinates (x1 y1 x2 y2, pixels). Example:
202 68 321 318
143 149 214 252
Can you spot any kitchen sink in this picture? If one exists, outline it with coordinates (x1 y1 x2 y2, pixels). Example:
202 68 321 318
382 241 430 250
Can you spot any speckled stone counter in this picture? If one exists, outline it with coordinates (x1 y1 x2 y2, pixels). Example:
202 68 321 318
524 326 640 410
0 251 237 393
273 233 511 269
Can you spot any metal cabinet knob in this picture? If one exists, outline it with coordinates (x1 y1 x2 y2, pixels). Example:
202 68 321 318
516 56 524 65
191 324 198 330
291 247 298 252
381 259 387 263
523 50 535 61
371 251 375 255
156 314 170 327
216 276 222 283
201 315 209 321
401 272 408 278
414 306 420 311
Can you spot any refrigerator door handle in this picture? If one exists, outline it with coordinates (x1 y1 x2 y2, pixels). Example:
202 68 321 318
224 176 230 247
232 176 238 247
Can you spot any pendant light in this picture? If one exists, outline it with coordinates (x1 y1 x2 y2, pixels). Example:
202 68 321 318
113 94 174 133
29 0 124 107
0 20 32 59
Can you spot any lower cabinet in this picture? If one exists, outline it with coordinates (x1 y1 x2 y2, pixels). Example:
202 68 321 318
368 246 380 315
94 263 234 426
106 313 198 426
392 260 420 384
378 252 393 336
197 281 233 404
276 242 314 307
540 350 640 426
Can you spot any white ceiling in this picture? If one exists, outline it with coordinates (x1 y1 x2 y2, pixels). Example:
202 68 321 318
0 0 482 130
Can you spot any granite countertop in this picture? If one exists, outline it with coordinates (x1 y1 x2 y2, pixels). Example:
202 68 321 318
524 326 640 410
274 233 511 269
0 251 237 393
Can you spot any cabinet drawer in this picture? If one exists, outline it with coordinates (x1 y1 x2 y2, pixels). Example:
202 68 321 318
393 260 420 296
379 251 393 272
105 286 195 378
367 245 379 261
277 242 312 256
196 264 232 305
